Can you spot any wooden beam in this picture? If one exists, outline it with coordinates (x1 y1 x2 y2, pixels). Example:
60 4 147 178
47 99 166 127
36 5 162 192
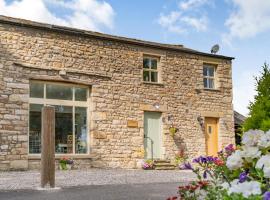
41 106 55 188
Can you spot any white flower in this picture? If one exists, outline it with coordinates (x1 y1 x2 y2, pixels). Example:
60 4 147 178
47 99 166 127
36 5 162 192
258 131 270 149
227 179 261 198
256 154 270 178
226 150 243 170
241 146 261 161
242 130 264 146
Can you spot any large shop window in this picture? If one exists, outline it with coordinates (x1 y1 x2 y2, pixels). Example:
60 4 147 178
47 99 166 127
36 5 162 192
29 81 89 154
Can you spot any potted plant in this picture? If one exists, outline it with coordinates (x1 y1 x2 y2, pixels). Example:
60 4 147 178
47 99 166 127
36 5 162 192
174 149 188 168
141 159 153 170
169 127 178 137
59 157 74 170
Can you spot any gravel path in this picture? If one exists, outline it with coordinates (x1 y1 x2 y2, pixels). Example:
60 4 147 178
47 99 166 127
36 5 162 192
0 169 195 190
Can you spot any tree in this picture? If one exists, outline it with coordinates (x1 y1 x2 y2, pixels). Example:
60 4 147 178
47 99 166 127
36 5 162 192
243 63 270 131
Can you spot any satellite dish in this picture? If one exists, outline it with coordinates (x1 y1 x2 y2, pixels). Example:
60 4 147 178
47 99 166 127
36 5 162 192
211 44 220 54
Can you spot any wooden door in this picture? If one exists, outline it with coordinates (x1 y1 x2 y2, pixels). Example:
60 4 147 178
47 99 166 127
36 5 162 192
205 118 218 156
144 112 162 159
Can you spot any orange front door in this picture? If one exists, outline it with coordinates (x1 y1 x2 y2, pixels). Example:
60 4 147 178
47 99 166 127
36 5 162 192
205 118 218 156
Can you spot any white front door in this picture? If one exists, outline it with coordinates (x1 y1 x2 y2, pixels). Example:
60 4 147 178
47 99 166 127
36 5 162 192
144 112 162 159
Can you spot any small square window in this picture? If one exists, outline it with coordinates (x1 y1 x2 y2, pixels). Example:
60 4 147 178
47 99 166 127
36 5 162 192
143 57 159 83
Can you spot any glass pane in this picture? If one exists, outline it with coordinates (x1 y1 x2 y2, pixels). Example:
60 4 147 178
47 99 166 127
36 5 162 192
46 84 72 100
151 59 157 69
203 66 208 76
151 72 158 82
55 105 73 154
203 78 208 88
209 79 215 88
143 70 150 82
143 58 150 69
208 67 214 77
75 87 87 101
29 104 43 154
30 82 44 98
75 107 87 154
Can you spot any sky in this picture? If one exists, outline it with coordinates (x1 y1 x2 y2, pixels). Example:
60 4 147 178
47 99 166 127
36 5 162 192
1 0 270 116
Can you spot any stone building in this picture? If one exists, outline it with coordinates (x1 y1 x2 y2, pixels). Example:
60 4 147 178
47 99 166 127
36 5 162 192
0 16 234 170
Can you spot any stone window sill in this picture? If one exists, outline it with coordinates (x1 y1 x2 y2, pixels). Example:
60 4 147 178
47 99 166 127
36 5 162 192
28 154 95 160
196 88 221 92
143 81 164 86
203 88 221 92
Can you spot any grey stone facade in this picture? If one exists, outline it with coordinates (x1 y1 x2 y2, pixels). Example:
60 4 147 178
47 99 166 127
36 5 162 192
0 16 234 170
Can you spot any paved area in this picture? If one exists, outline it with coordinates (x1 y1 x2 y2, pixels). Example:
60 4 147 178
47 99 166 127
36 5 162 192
0 169 195 190
0 182 180 200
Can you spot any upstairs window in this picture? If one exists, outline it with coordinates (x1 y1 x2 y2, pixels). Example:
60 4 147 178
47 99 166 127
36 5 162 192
203 64 216 89
143 56 159 83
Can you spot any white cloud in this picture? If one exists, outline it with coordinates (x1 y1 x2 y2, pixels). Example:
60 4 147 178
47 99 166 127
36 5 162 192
0 0 115 31
159 11 186 34
181 16 208 32
179 0 210 10
158 0 210 34
223 0 270 44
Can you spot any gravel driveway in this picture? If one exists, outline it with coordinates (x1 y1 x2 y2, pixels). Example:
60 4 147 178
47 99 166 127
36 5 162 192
0 169 195 190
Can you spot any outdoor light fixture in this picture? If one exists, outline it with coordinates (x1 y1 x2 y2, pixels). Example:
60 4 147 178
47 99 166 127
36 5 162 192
197 116 204 127
153 102 160 109
168 115 173 122
59 70 67 76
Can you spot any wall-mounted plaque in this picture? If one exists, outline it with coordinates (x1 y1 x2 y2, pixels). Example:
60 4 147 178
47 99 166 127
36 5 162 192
127 120 138 128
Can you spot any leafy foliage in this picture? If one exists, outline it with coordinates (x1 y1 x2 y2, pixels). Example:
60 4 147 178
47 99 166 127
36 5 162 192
244 63 270 131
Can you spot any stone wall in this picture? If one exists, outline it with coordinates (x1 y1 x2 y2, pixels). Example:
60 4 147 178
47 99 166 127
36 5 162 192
0 20 234 170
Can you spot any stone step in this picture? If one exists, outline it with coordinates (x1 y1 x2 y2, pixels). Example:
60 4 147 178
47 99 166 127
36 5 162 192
153 160 171 164
154 166 176 170
153 163 176 167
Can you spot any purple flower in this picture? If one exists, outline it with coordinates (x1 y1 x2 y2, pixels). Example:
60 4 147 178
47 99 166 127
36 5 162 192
238 171 248 183
264 191 270 200
225 144 235 155
192 156 218 164
181 162 193 170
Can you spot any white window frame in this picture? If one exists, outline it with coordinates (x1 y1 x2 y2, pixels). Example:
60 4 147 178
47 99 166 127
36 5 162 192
143 56 160 83
28 80 90 156
203 64 216 89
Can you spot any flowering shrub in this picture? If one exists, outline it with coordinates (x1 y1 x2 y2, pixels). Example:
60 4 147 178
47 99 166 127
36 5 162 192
168 130 270 200
175 149 188 167
141 159 153 170
59 157 74 170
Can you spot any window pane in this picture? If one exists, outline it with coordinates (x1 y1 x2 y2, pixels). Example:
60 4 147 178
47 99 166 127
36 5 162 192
29 104 43 154
143 70 150 82
55 105 73 154
75 87 87 101
204 78 208 88
30 82 44 98
208 67 214 77
151 72 158 82
143 58 150 69
209 79 215 88
75 107 87 154
203 67 208 76
151 59 157 69
46 84 72 100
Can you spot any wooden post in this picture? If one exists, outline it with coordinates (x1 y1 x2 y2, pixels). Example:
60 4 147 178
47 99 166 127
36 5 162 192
41 106 55 188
